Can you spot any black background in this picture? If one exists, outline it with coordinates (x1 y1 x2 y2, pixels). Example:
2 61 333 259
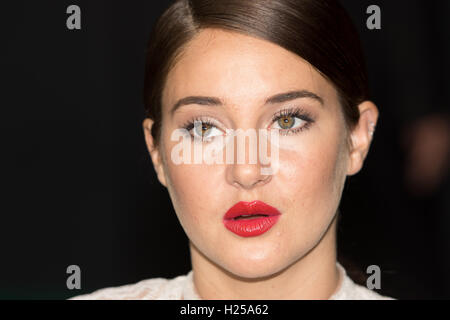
1 0 449 299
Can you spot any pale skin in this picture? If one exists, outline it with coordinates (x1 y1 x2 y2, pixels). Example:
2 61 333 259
143 28 379 299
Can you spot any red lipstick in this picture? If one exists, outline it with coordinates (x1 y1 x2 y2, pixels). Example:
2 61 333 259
223 200 281 237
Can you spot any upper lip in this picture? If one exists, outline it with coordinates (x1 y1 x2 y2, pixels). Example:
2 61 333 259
223 200 282 220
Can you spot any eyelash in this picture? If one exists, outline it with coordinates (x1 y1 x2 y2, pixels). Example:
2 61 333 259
270 107 314 136
181 106 315 139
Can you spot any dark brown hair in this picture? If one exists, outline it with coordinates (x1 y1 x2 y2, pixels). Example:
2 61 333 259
143 0 369 149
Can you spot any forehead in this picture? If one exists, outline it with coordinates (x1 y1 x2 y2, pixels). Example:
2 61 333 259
162 28 335 111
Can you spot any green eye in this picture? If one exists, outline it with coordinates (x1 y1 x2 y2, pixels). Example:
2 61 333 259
191 121 223 141
270 107 315 135
273 116 305 131
277 116 295 129
194 122 213 137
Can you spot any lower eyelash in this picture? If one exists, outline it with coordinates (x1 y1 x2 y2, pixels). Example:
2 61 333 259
271 107 314 136
276 121 313 136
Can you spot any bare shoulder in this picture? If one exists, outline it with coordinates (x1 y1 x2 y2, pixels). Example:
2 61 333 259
68 273 189 300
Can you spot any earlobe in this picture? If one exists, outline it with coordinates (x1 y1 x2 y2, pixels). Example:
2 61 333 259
143 118 167 187
346 101 379 176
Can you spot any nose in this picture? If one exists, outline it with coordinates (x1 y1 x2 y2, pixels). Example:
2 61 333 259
225 133 273 190
228 163 272 189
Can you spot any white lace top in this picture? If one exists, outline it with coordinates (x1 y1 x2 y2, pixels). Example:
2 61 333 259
68 262 395 300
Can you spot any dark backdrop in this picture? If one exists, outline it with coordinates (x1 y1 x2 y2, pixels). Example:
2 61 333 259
1 0 449 299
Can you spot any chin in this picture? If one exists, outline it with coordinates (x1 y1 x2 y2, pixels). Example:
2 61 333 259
220 247 288 279
226 260 287 280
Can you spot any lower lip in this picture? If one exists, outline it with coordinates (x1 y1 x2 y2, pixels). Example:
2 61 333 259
223 215 280 237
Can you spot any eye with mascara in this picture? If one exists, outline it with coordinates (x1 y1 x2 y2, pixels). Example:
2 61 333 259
269 107 315 135
181 117 225 142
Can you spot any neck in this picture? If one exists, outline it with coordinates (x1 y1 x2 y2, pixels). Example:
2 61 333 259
190 214 341 300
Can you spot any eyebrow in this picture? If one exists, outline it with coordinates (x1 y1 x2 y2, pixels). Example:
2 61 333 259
169 90 324 115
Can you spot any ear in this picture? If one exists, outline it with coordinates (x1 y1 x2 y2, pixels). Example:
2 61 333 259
143 118 167 187
347 101 379 176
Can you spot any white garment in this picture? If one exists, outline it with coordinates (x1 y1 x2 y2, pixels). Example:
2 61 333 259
68 262 395 300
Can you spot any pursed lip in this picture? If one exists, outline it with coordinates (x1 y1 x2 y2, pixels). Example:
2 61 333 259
223 200 282 220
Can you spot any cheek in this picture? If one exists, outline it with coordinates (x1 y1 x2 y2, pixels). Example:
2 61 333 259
277 128 347 219
162 155 225 231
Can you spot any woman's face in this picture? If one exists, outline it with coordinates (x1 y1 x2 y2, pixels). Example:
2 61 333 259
145 28 363 278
